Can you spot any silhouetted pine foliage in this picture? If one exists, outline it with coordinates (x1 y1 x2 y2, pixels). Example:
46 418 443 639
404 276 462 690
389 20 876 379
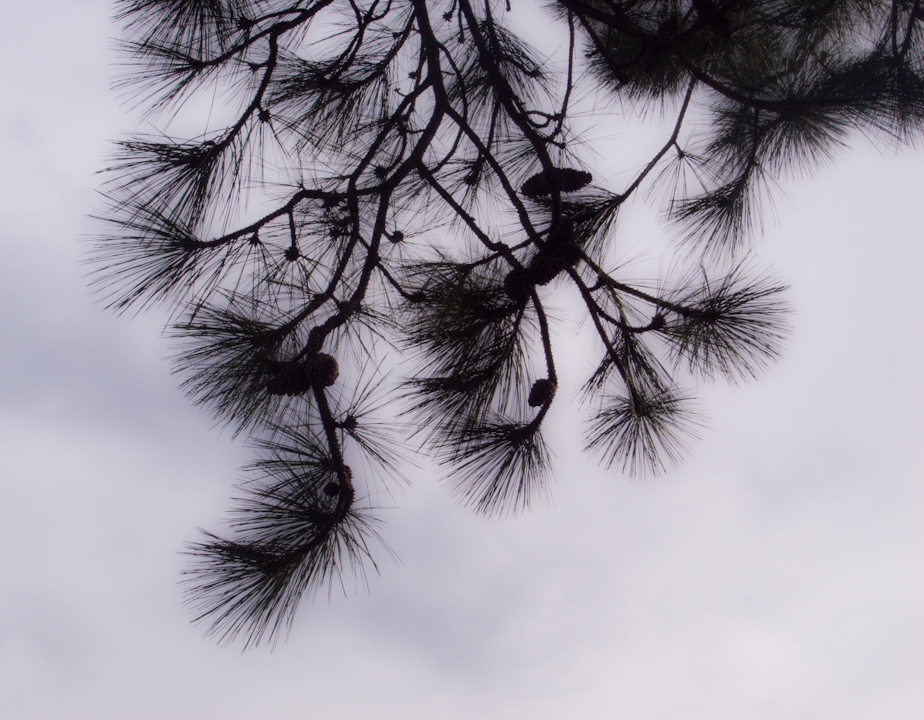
89 0 924 646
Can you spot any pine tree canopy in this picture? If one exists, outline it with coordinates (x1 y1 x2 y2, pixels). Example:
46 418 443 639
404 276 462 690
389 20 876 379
89 0 924 646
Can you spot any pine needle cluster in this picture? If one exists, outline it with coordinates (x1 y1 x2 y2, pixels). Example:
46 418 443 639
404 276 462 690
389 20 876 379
89 0 924 645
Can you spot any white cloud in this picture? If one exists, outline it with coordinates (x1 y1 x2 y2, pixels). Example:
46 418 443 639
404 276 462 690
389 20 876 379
0 3 921 719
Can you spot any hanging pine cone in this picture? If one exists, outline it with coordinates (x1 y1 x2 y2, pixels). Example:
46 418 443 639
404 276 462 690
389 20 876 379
266 362 313 396
527 253 565 286
528 378 557 407
520 168 593 198
307 353 339 387
503 267 534 302
266 353 339 395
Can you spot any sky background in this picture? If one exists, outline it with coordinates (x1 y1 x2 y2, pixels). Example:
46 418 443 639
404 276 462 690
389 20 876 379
1 2 923 718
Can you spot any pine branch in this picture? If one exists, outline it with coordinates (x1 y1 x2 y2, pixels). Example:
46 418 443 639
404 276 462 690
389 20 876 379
88 0 924 645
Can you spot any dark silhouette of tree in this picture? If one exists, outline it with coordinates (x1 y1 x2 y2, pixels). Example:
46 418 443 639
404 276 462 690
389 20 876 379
89 0 924 646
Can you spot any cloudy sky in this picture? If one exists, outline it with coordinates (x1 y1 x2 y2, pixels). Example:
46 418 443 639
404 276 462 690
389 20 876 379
1 2 923 718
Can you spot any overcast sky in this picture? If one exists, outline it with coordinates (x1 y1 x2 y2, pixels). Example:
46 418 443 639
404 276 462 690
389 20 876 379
1 2 923 719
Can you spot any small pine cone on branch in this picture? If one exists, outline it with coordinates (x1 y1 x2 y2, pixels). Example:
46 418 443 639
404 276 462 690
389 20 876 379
527 254 566 286
528 378 557 407
520 168 592 198
503 268 534 302
266 362 313 396
265 353 339 395
307 353 339 388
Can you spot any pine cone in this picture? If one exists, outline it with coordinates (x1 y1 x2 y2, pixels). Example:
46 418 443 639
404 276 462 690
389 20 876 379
266 353 339 395
528 378 557 407
266 362 313 396
308 353 339 387
527 254 565 286
520 168 592 198
503 268 534 302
